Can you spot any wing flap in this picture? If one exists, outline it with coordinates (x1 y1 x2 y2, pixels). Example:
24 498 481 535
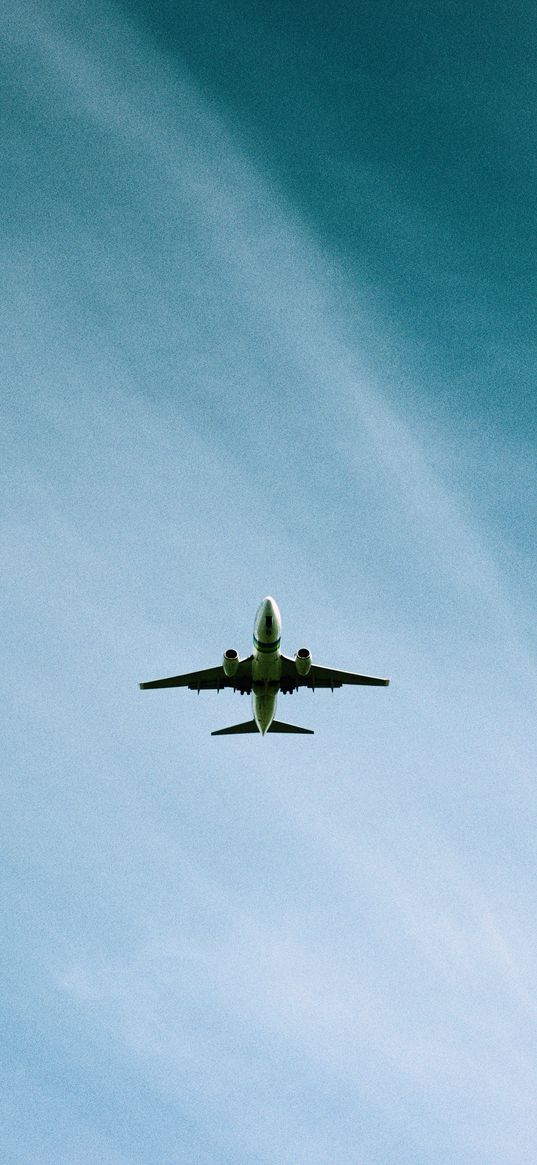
140 656 253 693
279 655 389 691
307 665 390 688
140 666 224 690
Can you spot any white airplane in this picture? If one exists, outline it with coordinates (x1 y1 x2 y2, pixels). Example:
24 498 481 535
140 597 389 735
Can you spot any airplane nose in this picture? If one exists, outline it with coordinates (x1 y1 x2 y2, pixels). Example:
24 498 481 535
262 596 281 623
254 596 281 638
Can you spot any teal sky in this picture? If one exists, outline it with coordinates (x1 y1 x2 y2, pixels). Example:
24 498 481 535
2 2 537 1163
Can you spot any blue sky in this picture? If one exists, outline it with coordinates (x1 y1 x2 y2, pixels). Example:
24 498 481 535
2 1 537 1162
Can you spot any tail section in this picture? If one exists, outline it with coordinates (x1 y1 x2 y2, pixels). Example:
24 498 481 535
268 720 314 734
211 719 259 735
211 719 314 735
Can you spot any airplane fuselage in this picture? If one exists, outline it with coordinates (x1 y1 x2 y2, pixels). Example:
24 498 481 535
251 596 282 734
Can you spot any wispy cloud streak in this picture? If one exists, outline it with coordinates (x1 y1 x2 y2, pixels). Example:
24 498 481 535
2 3 537 1164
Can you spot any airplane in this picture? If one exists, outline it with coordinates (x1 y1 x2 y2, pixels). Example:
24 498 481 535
140 596 389 736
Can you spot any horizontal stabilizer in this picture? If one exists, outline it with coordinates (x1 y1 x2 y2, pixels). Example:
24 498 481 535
267 720 314 734
211 719 259 735
211 719 314 735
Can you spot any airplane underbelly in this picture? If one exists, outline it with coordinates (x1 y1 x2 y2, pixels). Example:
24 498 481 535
252 649 280 733
252 686 278 734
252 645 281 681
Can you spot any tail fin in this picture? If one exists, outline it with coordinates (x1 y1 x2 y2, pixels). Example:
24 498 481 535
268 720 314 734
211 719 259 735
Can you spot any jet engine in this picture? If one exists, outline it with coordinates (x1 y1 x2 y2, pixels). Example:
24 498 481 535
295 647 312 676
223 648 240 677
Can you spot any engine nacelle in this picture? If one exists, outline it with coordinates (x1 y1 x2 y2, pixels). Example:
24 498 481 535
295 647 312 676
223 648 240 677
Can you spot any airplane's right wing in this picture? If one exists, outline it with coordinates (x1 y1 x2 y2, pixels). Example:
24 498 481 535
279 655 389 693
140 656 253 694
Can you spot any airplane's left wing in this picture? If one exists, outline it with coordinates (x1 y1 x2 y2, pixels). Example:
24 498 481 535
140 657 253 694
279 656 389 692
